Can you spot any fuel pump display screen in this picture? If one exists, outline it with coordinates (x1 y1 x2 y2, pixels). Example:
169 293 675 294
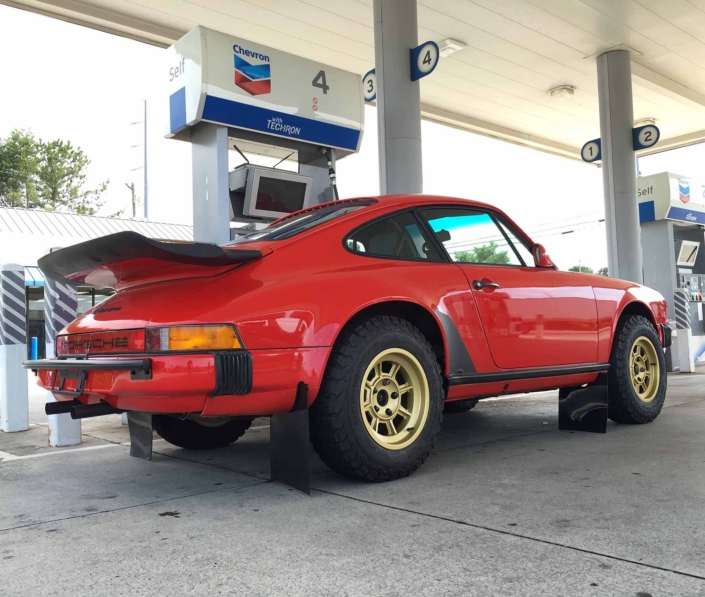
255 177 307 214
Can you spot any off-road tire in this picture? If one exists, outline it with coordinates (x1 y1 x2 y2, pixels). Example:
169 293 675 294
608 315 666 424
309 315 443 482
153 416 253 450
444 399 478 414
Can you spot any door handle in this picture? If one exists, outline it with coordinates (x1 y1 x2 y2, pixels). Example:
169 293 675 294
473 279 500 291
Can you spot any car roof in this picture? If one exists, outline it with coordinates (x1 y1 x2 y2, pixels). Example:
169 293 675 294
271 194 504 225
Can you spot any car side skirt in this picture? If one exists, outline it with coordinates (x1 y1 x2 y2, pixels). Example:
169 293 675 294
448 363 610 386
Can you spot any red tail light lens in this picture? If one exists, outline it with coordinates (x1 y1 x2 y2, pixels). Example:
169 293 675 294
56 330 146 355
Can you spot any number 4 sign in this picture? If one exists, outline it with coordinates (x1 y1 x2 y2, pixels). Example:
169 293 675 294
410 41 440 81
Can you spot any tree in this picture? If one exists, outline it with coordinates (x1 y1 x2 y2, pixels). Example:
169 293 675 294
453 241 510 265
569 265 594 274
0 129 107 215
37 139 107 215
0 129 41 208
597 267 609 276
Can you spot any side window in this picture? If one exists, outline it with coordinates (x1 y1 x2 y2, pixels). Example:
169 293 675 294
421 208 527 266
346 211 442 261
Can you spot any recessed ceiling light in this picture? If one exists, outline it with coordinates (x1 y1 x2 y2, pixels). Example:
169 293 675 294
635 118 656 127
548 85 575 100
438 39 466 58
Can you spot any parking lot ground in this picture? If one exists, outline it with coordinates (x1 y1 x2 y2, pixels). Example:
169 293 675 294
1 372 705 596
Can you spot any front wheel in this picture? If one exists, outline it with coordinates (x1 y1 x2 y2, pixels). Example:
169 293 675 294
153 415 253 450
608 315 666 424
310 316 443 482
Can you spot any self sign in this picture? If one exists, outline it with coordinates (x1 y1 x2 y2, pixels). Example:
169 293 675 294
581 139 601 163
633 124 660 151
410 41 439 81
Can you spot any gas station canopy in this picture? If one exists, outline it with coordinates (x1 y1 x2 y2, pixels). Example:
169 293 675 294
6 0 705 160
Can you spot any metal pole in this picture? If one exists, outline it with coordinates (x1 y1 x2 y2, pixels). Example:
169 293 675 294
143 100 149 219
597 50 643 283
191 123 231 245
0 264 29 433
373 0 423 195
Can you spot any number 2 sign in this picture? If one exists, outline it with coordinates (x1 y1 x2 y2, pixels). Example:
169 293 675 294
633 124 660 151
410 41 440 81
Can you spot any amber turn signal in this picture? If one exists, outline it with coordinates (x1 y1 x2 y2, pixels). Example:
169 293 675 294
145 325 242 352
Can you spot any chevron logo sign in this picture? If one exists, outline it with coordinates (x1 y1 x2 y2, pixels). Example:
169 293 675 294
679 180 691 204
234 52 271 96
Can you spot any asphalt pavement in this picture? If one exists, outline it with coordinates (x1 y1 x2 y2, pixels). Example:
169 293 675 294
1 371 704 596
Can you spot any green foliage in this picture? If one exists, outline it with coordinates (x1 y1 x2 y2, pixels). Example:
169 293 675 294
569 265 594 274
597 267 609 276
0 129 107 214
0 129 41 208
453 241 510 265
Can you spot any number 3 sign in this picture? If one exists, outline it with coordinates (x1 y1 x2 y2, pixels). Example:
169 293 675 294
410 41 440 81
362 69 377 103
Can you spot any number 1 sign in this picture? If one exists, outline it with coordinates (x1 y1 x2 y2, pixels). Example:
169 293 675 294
581 139 602 163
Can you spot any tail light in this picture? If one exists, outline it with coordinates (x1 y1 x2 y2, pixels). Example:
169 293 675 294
145 325 242 352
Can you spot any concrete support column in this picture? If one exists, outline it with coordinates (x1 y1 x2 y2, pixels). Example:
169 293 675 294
44 275 81 446
0 264 29 432
192 123 231 245
373 0 423 195
597 50 643 283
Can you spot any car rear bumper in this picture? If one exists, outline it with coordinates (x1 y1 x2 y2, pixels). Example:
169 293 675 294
24 347 328 416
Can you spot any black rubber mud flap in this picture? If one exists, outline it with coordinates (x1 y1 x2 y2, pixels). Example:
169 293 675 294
558 373 608 433
127 412 154 460
270 383 311 495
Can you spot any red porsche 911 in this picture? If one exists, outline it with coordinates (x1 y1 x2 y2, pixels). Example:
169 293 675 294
27 195 670 481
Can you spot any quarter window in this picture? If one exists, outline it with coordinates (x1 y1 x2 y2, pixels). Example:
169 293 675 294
346 211 442 261
422 208 531 267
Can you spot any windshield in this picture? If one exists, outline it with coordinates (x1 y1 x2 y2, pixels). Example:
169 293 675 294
229 201 375 243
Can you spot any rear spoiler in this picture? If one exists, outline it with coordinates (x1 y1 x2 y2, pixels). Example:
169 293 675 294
38 231 263 290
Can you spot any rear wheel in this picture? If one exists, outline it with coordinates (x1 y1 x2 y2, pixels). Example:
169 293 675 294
153 415 253 450
608 315 666 424
310 315 443 482
444 399 478 414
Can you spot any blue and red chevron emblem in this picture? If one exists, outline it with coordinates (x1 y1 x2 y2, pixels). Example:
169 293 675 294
679 180 691 204
234 55 271 96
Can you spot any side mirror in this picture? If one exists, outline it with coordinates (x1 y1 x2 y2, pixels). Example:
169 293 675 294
533 243 555 268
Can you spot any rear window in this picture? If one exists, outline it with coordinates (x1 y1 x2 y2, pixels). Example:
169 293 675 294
229 201 375 243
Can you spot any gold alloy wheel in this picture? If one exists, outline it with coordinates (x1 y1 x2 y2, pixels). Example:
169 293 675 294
630 336 660 403
359 348 430 450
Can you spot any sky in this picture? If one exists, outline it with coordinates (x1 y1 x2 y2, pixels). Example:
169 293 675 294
1 4 704 272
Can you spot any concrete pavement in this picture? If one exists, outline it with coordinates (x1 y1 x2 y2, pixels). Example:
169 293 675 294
1 372 704 596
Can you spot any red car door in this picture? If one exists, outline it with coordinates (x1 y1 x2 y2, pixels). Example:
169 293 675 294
421 207 599 370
